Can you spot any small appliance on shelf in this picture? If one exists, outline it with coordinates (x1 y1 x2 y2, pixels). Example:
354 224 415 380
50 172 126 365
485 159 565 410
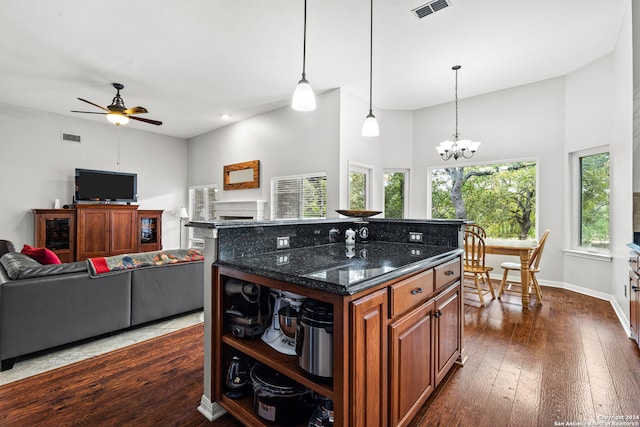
261 289 306 355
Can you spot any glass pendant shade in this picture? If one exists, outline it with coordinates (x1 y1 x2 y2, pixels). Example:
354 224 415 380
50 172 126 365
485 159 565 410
106 112 129 126
292 0 315 112
292 77 316 111
362 112 379 137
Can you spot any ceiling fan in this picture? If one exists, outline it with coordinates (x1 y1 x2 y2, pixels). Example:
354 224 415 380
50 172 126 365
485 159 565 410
71 83 162 126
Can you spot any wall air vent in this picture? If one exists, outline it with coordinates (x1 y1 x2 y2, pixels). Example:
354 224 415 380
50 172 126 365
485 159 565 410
61 132 81 143
412 0 451 19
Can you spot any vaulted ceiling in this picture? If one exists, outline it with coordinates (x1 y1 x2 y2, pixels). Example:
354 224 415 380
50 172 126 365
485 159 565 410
0 0 629 139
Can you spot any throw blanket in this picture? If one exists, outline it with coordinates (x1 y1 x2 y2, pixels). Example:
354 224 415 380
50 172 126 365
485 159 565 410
88 249 204 276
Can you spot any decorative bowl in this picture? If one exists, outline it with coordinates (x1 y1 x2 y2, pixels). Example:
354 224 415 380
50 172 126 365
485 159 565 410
335 209 382 218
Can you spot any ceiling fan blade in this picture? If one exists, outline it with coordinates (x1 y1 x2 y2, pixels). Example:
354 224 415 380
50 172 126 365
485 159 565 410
130 116 163 126
123 106 148 115
70 110 107 115
77 98 109 111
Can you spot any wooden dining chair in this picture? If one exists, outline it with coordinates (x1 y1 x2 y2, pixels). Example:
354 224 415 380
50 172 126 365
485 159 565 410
463 229 495 306
498 229 550 303
466 223 486 238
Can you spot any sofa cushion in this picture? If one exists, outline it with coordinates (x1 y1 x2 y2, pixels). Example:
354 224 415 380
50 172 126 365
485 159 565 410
21 244 62 265
0 252 86 280
1 252 42 279
0 240 15 257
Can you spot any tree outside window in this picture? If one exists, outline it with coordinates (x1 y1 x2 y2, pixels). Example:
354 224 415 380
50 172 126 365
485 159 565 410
431 161 537 239
579 152 609 249
384 170 406 219
349 163 371 210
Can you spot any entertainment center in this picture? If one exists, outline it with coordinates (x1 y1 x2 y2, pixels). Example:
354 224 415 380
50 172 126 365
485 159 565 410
33 206 163 262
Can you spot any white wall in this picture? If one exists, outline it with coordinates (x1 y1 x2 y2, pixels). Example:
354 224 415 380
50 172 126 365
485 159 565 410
609 4 633 312
0 105 188 250
187 90 342 218
337 90 413 213
411 77 566 282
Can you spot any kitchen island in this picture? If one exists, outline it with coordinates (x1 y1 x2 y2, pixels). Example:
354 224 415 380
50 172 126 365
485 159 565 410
195 218 465 426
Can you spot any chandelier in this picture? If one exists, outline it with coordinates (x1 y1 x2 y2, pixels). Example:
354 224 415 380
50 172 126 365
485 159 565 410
436 65 480 160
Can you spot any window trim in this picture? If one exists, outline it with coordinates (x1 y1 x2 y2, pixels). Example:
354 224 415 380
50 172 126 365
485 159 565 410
270 171 327 220
569 145 610 257
348 161 373 210
427 156 540 239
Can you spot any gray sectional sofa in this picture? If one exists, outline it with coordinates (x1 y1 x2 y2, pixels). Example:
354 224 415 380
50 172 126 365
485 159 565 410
0 240 204 370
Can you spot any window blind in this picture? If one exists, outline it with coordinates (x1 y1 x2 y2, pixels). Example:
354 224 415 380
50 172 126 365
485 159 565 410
271 173 327 220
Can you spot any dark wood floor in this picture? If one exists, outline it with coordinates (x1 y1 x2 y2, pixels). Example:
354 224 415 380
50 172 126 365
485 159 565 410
0 286 638 426
409 285 640 427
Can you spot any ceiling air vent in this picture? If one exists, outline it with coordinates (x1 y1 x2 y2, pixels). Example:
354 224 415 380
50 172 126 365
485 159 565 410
61 132 81 143
412 0 451 19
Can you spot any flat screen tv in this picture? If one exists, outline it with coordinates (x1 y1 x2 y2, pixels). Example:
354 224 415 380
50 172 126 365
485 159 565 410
75 168 138 203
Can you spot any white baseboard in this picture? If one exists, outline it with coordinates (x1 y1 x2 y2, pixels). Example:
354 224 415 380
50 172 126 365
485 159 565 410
547 280 631 338
487 273 632 339
197 395 227 422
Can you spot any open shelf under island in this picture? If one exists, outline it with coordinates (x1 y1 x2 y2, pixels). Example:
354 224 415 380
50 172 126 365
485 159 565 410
192 218 466 427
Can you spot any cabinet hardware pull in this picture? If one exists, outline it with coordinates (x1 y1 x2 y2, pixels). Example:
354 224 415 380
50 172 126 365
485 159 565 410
444 270 455 276
434 310 442 318
633 286 639 292
411 287 423 295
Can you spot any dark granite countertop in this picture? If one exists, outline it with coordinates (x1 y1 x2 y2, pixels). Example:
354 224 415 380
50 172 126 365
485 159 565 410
214 241 463 296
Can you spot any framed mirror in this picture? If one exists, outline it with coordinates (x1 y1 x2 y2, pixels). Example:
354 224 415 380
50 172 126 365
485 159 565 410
224 160 260 190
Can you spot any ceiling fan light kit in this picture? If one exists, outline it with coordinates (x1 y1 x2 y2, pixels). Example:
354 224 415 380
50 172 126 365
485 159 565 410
106 112 130 126
71 83 162 127
292 0 316 111
436 65 480 160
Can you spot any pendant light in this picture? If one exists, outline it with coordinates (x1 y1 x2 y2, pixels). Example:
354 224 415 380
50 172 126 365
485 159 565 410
291 0 316 111
362 0 379 137
436 65 480 160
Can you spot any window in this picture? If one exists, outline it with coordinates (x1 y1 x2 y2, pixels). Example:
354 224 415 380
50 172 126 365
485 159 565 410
188 184 218 247
349 163 372 210
271 173 327 220
430 160 537 239
384 169 409 219
571 147 610 254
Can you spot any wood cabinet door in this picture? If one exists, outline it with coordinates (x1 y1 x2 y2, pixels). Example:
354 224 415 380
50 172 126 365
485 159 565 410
34 210 76 263
109 209 137 255
76 208 110 260
434 283 461 386
389 300 435 427
351 288 388 427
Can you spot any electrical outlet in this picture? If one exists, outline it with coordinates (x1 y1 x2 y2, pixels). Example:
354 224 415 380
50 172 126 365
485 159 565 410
409 232 423 243
277 236 290 249
276 252 290 265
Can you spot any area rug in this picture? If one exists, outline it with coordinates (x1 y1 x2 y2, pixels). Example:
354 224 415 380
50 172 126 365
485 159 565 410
0 323 235 427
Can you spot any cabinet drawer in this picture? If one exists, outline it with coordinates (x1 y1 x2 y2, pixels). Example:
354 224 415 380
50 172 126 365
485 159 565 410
434 258 461 291
390 269 434 318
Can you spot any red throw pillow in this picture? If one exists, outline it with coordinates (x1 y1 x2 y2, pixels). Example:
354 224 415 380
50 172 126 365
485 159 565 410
21 244 62 265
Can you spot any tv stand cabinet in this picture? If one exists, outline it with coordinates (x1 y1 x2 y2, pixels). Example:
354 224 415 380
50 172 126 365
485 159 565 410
76 205 138 260
33 206 163 262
